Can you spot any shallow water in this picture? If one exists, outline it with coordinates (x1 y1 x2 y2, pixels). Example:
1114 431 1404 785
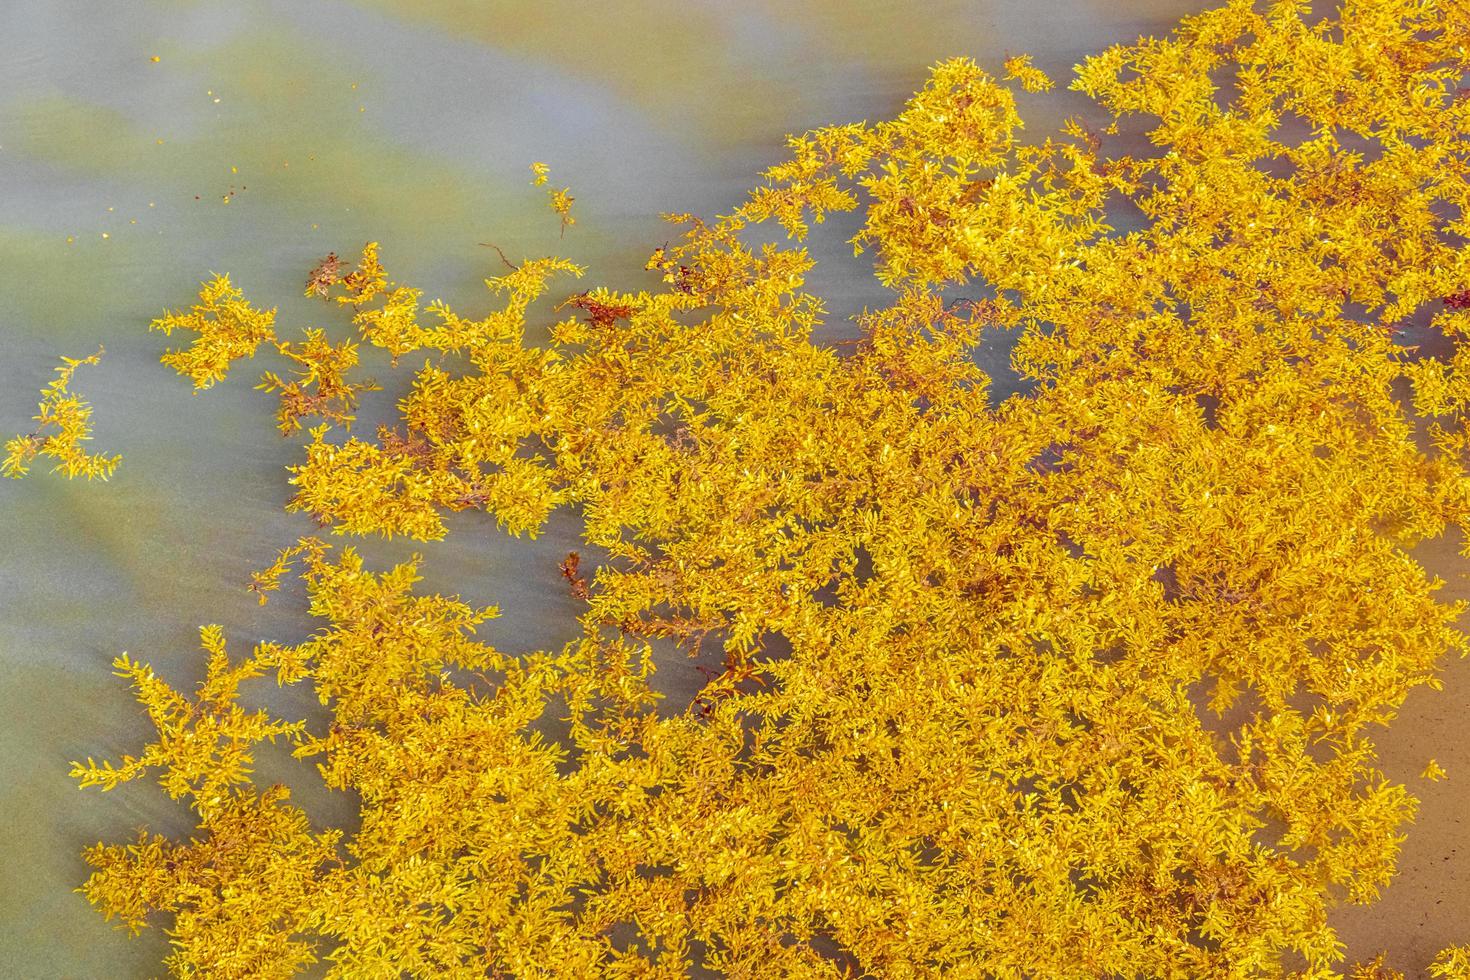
1 1 1466 976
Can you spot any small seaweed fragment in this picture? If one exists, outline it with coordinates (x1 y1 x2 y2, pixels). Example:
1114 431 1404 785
4 347 119 480
559 551 590 600
150 275 277 389
531 161 575 236
1003 52 1054 92
304 252 343 298
257 329 378 435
